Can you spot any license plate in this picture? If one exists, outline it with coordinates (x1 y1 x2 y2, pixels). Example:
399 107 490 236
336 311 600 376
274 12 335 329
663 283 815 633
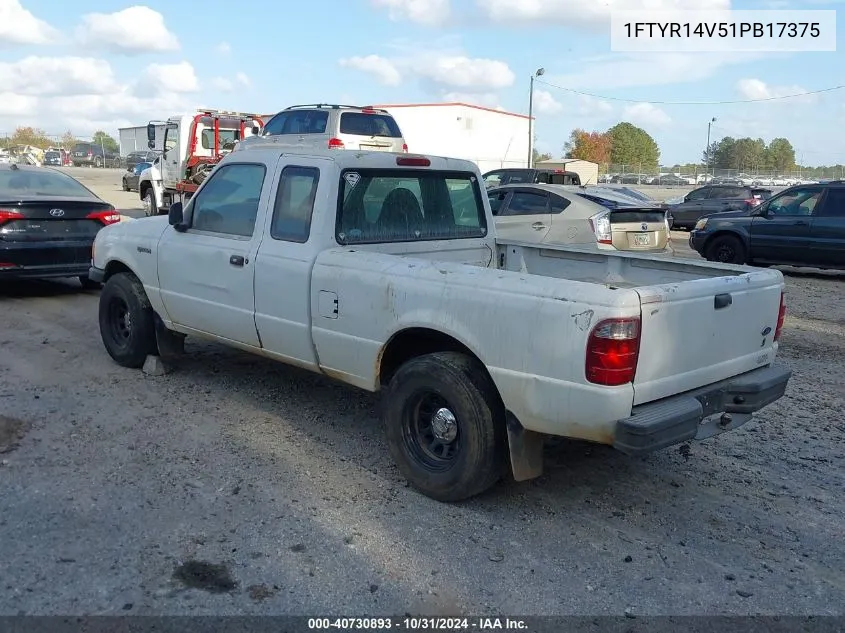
360 144 389 151
633 232 651 246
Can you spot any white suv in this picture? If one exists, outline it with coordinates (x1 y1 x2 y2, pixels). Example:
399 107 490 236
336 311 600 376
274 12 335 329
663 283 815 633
237 104 408 153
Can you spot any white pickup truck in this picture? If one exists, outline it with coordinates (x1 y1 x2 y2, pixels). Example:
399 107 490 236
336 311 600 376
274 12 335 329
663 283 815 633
89 147 791 501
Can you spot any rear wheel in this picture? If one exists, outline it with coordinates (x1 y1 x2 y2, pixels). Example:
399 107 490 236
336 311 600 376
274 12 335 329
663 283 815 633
382 352 507 502
122 178 130 192
98 272 157 368
94 156 103 168
706 234 746 264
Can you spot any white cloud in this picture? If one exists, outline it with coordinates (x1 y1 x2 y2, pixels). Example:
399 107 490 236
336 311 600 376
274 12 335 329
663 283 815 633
76 6 179 54
479 0 730 27
578 94 613 114
533 89 562 114
442 92 501 108
235 72 250 87
0 56 119 97
139 61 199 94
622 102 672 127
370 0 451 26
211 77 234 93
339 55 402 86
216 41 231 55
0 0 58 45
0 92 37 117
413 56 514 90
736 78 817 103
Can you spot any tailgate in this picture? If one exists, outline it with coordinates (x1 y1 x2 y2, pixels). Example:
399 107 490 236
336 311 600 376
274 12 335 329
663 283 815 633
632 272 783 406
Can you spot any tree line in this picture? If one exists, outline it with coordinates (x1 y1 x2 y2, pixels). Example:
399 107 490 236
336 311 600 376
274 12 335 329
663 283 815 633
0 126 119 153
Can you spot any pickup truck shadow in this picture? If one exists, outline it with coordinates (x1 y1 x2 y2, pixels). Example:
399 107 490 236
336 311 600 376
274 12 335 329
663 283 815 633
0 278 96 298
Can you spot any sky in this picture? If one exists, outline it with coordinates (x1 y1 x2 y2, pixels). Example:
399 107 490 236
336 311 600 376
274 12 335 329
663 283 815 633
0 0 842 166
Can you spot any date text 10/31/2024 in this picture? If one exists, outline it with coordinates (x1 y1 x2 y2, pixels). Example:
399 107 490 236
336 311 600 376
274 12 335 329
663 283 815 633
308 617 529 630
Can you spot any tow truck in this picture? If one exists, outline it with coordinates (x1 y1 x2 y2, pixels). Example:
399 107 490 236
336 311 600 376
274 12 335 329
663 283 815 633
138 109 265 216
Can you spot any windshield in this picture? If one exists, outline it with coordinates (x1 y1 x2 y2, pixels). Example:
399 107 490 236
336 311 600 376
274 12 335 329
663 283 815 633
0 168 98 198
336 169 487 244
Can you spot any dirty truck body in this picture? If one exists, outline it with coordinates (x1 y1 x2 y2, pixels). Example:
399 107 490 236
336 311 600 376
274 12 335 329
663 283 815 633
90 148 791 501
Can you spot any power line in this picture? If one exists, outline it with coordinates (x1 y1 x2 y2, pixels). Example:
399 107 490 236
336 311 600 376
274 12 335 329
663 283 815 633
534 79 845 105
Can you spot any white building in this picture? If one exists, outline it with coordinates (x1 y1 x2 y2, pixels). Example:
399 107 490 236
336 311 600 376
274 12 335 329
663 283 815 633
534 159 600 185
373 102 530 174
118 125 165 155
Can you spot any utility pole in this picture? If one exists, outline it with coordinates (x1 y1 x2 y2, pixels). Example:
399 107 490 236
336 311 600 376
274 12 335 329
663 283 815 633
527 67 544 168
706 117 716 177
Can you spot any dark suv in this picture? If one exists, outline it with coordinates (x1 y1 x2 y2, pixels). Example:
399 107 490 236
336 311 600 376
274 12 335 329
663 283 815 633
689 182 845 269
71 142 120 168
668 184 772 229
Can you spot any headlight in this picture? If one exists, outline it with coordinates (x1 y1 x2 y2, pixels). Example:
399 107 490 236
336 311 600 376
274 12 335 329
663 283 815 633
694 218 708 230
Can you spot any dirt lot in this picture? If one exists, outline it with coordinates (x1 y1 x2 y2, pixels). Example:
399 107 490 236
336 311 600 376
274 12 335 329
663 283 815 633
0 168 844 616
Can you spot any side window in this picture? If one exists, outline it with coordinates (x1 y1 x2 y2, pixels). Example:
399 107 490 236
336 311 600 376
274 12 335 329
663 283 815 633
191 163 266 237
164 125 177 152
501 191 549 215
270 166 319 243
488 191 508 215
767 188 822 216
283 110 329 134
447 180 482 227
819 188 845 217
263 112 289 136
686 188 710 201
483 171 503 188
550 195 572 214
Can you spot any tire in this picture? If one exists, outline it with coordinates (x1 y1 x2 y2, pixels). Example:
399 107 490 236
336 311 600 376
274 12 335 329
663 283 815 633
705 234 746 264
98 272 157 368
78 275 102 290
382 351 507 502
122 178 130 192
94 156 103 168
143 190 157 217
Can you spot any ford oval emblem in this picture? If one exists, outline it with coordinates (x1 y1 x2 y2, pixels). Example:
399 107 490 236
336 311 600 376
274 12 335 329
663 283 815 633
761 326 772 336
641 222 648 230
49 208 65 217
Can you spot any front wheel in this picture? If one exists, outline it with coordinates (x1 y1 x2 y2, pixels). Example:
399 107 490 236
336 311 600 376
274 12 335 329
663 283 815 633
122 178 130 192
98 272 157 368
382 352 507 502
142 190 157 217
705 234 746 264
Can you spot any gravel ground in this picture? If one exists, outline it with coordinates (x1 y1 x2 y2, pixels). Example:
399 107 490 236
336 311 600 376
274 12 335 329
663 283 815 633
0 169 843 617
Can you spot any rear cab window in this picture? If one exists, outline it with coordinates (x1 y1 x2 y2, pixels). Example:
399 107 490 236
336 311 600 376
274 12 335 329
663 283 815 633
336 169 487 244
339 113 402 137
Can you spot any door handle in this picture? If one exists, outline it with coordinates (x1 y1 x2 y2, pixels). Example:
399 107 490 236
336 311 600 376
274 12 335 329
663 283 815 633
792 220 809 225
229 254 245 266
531 222 546 230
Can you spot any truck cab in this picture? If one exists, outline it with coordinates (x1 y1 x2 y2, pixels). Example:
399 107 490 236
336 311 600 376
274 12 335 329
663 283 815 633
139 110 264 215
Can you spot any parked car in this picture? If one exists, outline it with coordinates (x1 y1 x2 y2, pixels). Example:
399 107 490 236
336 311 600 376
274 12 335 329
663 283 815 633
43 150 63 166
71 142 120 168
122 161 152 192
487 184 670 252
237 104 408 153
652 174 690 186
689 182 845 268
668 184 773 229
89 147 790 501
0 163 121 287
482 167 581 188
124 150 159 171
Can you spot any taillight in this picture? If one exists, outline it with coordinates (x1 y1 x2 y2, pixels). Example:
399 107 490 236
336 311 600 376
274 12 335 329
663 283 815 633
589 211 612 244
328 138 345 149
774 291 786 342
87 151 93 158
402 143 408 153
87 210 121 225
585 317 641 386
745 198 760 207
0 209 25 223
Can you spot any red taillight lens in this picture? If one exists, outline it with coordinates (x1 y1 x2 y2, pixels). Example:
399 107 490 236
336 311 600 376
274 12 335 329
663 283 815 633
774 291 786 342
745 198 761 207
87 152 93 158
328 138 345 149
87 209 121 225
585 317 641 386
396 156 430 167
402 143 408 153
0 209 25 223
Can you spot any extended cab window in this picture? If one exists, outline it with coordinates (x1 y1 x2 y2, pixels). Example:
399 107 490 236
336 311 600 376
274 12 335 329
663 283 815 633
336 169 487 244
271 166 319 242
190 163 266 237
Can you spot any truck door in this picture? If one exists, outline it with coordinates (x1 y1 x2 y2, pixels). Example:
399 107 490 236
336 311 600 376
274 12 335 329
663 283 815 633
157 161 270 347
749 185 820 263
161 121 181 190
253 156 332 369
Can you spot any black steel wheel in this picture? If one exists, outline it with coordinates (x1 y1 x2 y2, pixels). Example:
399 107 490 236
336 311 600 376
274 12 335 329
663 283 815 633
98 272 157 367
383 351 506 502
706 234 746 264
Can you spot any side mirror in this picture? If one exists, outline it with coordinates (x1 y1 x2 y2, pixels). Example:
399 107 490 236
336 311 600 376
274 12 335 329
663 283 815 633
169 202 186 231
146 123 156 149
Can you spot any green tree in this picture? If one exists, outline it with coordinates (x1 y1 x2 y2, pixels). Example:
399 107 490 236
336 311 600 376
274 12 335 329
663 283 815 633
765 137 796 172
702 141 719 165
606 122 659 168
533 148 552 163
92 130 119 152
11 126 52 149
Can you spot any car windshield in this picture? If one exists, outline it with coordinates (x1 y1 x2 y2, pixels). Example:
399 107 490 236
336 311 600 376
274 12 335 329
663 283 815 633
0 168 97 198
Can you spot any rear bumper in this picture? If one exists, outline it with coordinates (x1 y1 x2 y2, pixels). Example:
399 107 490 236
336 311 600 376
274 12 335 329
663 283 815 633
0 240 94 279
613 364 791 455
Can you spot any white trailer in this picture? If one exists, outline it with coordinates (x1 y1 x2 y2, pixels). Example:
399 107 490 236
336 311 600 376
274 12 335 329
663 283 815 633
119 125 165 155
373 102 530 174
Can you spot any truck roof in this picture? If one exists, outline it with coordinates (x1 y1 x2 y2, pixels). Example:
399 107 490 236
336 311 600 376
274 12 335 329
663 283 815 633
230 144 482 173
